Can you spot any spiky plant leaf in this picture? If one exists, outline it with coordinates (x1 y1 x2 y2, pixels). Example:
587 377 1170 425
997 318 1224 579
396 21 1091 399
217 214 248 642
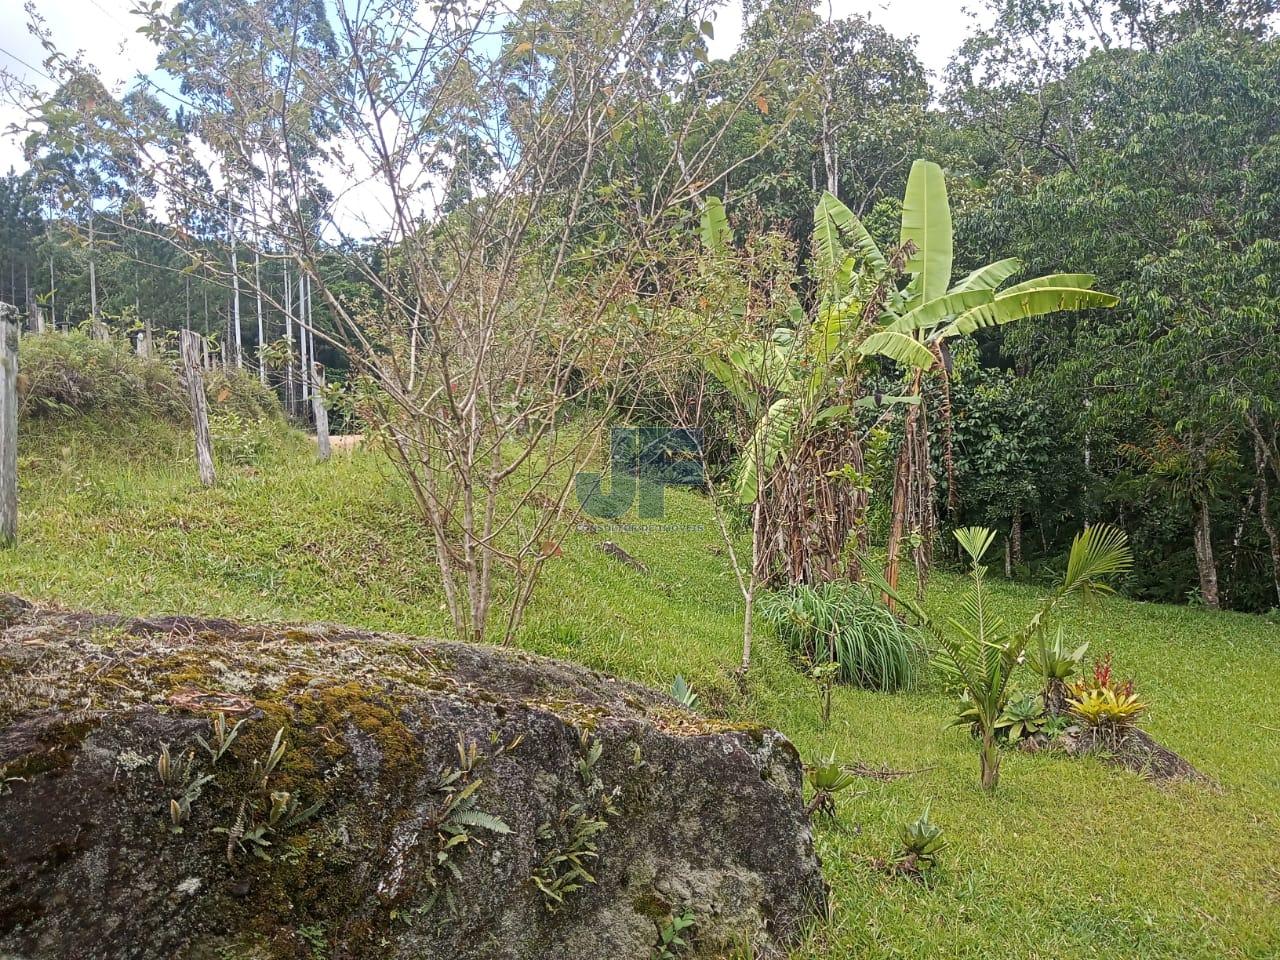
815 190 886 276
1061 523 1133 597
953 526 997 564
1001 273 1097 295
735 397 799 504
900 159 953 306
883 289 994 334
698 196 732 254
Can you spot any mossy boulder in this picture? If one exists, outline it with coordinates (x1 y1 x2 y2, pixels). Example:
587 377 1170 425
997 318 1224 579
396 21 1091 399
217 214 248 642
0 597 825 959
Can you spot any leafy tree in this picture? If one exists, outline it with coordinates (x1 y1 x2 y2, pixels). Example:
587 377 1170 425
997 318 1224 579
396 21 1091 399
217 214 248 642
971 29 1280 609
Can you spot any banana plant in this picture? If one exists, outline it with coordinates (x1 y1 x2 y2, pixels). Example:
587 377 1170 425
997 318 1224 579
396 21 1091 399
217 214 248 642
698 196 929 507
823 160 1120 595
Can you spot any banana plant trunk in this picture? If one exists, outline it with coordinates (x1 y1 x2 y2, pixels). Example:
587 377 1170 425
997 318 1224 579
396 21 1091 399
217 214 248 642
754 426 868 587
885 372 935 602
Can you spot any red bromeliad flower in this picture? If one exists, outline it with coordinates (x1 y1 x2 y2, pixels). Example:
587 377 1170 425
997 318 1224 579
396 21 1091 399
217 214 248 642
1092 654 1113 690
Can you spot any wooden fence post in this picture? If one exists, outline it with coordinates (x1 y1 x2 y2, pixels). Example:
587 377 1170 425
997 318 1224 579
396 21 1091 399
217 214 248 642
0 306 18 546
311 361 331 462
179 330 216 487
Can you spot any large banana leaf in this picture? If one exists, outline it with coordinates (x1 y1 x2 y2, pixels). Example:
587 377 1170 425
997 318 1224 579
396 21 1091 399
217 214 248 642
1001 273 1097 296
815 191 887 276
949 258 1022 293
858 330 936 371
942 287 1119 337
698 197 732 254
900 160 953 307
884 289 994 334
735 397 800 503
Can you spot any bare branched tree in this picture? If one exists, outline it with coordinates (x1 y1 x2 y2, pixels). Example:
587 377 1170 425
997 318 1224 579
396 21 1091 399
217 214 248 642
13 0 798 643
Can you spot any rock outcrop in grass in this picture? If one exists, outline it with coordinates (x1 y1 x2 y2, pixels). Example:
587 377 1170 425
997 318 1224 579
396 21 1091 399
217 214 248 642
0 596 825 959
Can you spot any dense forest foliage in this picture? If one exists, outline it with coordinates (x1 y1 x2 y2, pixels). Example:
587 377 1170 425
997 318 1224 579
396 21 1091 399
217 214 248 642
2 0 1278 615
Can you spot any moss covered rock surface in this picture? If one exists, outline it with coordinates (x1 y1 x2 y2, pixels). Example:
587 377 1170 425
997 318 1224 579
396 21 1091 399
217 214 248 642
0 596 824 959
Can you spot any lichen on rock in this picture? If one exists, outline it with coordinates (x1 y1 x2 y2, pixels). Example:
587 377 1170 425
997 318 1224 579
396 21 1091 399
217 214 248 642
0 596 826 959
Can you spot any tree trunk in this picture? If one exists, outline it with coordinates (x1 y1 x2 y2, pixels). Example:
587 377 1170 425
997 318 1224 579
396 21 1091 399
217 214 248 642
299 273 310 409
179 330 216 488
979 730 1001 792
1257 473 1280 609
883 435 911 603
254 249 265 384
228 195 243 369
311 362 331 462
284 265 295 416
1247 417 1280 608
87 211 99 326
0 311 18 546
1010 510 1023 568
1192 498 1220 609
884 379 924 599
820 90 838 196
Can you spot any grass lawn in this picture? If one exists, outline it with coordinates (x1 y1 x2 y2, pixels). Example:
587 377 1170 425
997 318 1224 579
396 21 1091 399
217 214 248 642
4 420 1280 959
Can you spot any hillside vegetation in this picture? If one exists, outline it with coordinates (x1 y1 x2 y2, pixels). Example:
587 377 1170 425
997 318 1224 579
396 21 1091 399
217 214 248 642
3 414 1278 960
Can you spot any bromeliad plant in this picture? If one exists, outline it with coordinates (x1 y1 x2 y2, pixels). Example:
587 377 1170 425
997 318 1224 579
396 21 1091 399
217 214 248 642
870 524 1132 791
891 805 947 878
995 693 1048 742
1029 625 1090 715
1067 654 1147 741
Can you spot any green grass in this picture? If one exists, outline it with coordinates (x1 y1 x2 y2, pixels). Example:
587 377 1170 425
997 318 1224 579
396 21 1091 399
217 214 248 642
4 420 1279 959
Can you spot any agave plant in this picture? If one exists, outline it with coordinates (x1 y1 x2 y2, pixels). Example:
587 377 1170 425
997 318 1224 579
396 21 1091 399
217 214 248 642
670 675 699 710
867 523 1132 791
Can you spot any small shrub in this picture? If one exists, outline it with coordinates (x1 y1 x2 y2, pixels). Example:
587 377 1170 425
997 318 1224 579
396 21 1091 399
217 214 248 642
653 910 696 959
18 331 184 422
17 331 284 428
870 524 1132 791
758 582 925 692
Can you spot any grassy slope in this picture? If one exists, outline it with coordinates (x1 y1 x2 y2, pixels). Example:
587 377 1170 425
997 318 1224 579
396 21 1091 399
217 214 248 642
4 421 1279 959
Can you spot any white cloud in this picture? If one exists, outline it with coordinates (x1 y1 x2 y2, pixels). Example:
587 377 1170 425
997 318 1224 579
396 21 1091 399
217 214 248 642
707 0 976 83
0 0 158 172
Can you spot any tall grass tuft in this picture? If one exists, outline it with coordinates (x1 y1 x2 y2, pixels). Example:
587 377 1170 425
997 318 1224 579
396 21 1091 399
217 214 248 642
758 582 925 692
